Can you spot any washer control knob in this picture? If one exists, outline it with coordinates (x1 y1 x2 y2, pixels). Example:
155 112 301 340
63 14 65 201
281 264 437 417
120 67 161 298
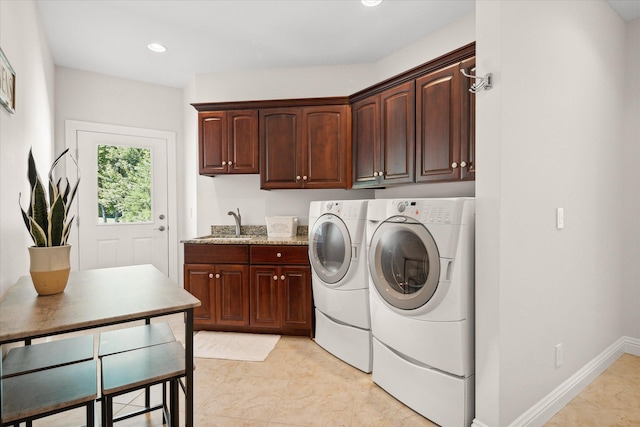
397 203 406 213
326 202 333 211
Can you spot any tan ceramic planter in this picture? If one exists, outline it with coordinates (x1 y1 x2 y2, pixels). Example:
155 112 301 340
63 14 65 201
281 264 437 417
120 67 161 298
28 245 71 295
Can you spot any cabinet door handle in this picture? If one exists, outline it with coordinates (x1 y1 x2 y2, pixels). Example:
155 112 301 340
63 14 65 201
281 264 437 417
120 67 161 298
280 275 285 281
460 161 467 168
209 273 214 279
296 175 301 181
222 161 226 166
215 273 220 279
379 171 384 177
452 162 458 169
276 252 282 258
228 160 233 165
302 176 308 181
273 275 278 281
373 172 378 177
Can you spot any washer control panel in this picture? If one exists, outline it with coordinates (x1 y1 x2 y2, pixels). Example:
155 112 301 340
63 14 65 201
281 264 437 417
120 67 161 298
389 200 456 224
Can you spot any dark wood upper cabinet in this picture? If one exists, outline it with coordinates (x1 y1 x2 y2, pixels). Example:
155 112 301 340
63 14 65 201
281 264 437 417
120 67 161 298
260 104 351 190
415 57 476 182
352 81 415 188
380 82 415 185
415 62 461 182
198 109 258 176
260 108 301 189
193 43 475 187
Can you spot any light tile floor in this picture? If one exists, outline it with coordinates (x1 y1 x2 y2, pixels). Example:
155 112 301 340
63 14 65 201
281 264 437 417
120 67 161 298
29 314 640 426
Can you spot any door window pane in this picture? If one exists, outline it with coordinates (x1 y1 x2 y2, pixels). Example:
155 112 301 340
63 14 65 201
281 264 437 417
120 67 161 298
97 145 151 223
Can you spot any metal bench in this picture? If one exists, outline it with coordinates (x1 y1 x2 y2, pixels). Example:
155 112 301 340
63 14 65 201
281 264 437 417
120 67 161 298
1 360 97 427
100 340 185 427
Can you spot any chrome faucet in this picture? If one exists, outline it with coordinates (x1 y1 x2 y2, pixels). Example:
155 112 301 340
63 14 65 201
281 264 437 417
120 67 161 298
227 208 241 237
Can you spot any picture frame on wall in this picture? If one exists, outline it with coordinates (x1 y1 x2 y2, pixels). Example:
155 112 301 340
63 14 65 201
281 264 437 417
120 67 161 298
0 47 16 114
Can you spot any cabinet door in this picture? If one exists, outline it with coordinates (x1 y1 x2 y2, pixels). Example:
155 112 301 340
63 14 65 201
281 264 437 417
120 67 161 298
416 62 462 182
302 105 351 189
199 112 227 175
260 108 302 189
352 96 380 188
215 264 250 326
227 110 260 174
228 110 259 174
281 266 312 331
250 266 282 328
184 264 214 324
380 81 415 186
459 57 476 181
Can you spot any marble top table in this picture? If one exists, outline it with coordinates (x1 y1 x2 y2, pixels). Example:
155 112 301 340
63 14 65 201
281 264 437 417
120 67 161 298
0 264 201 426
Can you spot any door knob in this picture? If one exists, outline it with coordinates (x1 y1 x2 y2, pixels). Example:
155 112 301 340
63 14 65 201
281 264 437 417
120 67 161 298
154 225 166 231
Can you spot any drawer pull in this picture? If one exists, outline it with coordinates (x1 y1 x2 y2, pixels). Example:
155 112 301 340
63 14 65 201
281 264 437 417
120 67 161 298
276 253 282 258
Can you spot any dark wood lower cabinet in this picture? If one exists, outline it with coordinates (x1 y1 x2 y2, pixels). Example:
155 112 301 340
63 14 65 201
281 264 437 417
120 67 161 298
184 243 313 336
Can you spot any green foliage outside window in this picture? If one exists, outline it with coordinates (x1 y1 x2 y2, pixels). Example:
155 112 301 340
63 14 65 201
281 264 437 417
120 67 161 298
97 145 151 223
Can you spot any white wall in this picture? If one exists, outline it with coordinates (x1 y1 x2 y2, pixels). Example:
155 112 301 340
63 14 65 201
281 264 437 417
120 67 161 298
54 67 183 279
474 1 630 426
622 18 640 341
187 13 476 237
0 0 55 296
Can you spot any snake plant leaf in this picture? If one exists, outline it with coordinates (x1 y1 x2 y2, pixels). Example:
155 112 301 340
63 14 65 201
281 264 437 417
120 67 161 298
28 216 47 247
62 216 75 245
30 177 48 241
48 195 65 246
27 150 49 237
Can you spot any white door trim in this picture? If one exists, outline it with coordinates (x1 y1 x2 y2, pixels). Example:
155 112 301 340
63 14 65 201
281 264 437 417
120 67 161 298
65 120 179 283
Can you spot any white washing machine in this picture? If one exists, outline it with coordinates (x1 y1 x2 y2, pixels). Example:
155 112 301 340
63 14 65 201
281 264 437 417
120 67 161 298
309 200 371 373
366 198 475 427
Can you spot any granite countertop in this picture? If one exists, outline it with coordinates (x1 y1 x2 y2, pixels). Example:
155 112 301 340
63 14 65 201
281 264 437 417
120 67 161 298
181 225 309 246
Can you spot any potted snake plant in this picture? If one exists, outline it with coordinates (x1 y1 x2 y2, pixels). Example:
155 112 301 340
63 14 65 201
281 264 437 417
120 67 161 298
19 148 80 295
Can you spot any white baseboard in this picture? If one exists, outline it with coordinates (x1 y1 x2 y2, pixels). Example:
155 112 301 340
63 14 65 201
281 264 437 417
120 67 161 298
472 336 638 427
624 336 640 356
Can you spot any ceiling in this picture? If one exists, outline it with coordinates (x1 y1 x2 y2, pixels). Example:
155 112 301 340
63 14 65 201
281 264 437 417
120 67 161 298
36 0 640 89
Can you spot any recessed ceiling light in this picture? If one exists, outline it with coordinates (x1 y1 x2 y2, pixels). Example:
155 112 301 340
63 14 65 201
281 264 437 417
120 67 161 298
147 43 167 53
361 0 382 6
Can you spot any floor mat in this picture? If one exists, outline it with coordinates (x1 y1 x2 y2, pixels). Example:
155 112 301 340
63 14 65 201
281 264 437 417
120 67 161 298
193 331 280 361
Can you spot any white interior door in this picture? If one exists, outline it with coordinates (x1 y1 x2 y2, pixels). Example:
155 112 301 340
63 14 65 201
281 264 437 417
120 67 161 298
76 130 169 275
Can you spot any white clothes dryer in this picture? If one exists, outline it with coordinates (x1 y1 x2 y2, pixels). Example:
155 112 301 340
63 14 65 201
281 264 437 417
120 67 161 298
309 200 371 372
366 198 475 427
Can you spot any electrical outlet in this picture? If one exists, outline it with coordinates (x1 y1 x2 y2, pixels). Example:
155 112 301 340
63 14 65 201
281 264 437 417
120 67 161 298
555 343 563 368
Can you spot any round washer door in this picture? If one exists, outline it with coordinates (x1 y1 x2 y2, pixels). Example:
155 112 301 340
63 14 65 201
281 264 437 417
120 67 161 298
368 216 440 310
309 214 351 285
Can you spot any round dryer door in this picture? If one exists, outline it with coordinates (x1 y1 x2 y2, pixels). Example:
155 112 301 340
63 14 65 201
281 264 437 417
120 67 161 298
309 214 351 285
368 216 440 310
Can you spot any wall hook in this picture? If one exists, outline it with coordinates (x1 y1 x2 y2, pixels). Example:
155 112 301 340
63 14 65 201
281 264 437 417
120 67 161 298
460 67 492 93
